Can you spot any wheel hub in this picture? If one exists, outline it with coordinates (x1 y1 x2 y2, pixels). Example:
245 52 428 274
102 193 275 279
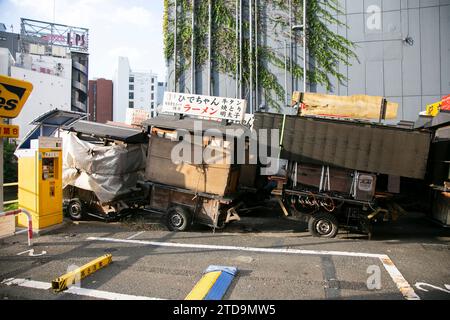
171 214 183 227
70 203 81 215
316 219 332 235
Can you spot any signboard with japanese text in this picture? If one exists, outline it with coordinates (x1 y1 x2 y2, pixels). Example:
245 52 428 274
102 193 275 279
442 95 450 112
162 92 247 122
0 74 33 118
0 123 19 138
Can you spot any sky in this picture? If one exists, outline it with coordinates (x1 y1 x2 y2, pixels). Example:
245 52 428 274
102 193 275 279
0 0 166 81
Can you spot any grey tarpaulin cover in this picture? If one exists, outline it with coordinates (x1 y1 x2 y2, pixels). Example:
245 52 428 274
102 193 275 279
61 131 147 203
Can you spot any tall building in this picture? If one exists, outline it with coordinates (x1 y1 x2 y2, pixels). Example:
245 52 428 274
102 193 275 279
88 78 113 123
165 0 450 122
11 53 73 138
0 24 19 57
9 18 89 140
113 57 158 122
157 81 167 109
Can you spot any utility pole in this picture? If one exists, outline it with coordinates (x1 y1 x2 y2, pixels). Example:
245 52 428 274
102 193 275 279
292 0 307 93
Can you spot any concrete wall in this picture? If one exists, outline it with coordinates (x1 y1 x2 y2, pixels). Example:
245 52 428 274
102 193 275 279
166 0 450 121
113 57 130 122
11 64 72 140
316 0 450 122
0 48 14 75
0 31 19 57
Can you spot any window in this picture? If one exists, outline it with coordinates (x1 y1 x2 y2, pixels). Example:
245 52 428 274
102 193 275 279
151 85 154 91
129 85 134 91
151 93 154 100
129 101 134 108
151 78 155 84
129 92 134 99
129 77 134 83
151 102 154 109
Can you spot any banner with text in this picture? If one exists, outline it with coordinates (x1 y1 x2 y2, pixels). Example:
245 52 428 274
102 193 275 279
162 92 247 122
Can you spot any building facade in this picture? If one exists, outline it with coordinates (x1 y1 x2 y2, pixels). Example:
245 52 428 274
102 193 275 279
113 57 158 122
6 19 90 140
157 81 167 111
88 78 113 123
0 28 19 57
11 53 73 138
165 0 450 122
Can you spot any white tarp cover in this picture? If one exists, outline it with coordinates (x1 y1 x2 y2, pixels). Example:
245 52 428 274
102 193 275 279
61 131 147 203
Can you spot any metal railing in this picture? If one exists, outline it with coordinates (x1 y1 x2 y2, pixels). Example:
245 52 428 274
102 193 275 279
3 182 18 206
0 208 33 246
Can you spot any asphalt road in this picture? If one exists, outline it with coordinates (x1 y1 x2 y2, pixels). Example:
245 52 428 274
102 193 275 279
0 210 449 300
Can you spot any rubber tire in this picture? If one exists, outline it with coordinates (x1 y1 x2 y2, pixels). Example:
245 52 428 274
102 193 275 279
166 206 191 232
308 211 339 238
68 199 85 221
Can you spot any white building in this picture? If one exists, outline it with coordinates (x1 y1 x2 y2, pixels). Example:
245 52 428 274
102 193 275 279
0 47 14 76
11 52 72 139
113 57 158 123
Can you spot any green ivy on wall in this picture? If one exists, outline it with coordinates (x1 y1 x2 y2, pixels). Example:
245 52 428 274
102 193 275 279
163 0 357 110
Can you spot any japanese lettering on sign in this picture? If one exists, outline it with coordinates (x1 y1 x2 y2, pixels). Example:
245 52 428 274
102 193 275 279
162 92 247 122
0 123 19 138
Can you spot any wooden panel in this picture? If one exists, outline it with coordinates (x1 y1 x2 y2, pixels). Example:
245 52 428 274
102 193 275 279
296 92 398 119
296 163 353 193
146 136 235 196
0 216 15 239
254 112 432 179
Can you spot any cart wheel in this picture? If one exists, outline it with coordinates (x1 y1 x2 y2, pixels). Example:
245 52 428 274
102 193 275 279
166 206 191 232
68 199 85 221
308 211 339 238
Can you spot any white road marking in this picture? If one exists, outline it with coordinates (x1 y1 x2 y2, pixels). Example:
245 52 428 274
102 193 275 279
87 236 383 258
1 278 165 300
379 256 420 300
415 282 450 294
126 231 145 240
87 236 420 300
17 249 47 257
2 278 51 290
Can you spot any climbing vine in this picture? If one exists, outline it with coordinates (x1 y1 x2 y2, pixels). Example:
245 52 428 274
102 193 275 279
163 0 357 110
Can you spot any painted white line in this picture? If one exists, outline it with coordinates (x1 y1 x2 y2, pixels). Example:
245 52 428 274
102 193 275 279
2 278 51 290
65 286 164 300
126 231 145 240
14 229 29 235
87 236 383 258
379 255 420 300
415 282 450 294
17 249 47 257
87 236 420 300
1 278 164 300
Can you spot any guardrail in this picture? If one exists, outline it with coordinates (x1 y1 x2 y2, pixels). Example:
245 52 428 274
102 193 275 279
0 208 32 246
3 182 18 206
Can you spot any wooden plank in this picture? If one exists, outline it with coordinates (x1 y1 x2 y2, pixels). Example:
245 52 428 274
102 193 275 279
0 216 15 239
146 136 236 196
297 92 398 120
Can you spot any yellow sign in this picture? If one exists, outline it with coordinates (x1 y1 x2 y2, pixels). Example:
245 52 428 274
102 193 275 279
0 123 19 138
426 101 441 117
0 74 33 118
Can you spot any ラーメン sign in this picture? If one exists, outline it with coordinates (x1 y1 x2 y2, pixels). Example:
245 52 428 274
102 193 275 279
0 75 34 119
162 92 247 122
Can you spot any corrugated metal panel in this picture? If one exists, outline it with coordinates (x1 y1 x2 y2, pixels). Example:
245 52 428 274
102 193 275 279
254 112 432 179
